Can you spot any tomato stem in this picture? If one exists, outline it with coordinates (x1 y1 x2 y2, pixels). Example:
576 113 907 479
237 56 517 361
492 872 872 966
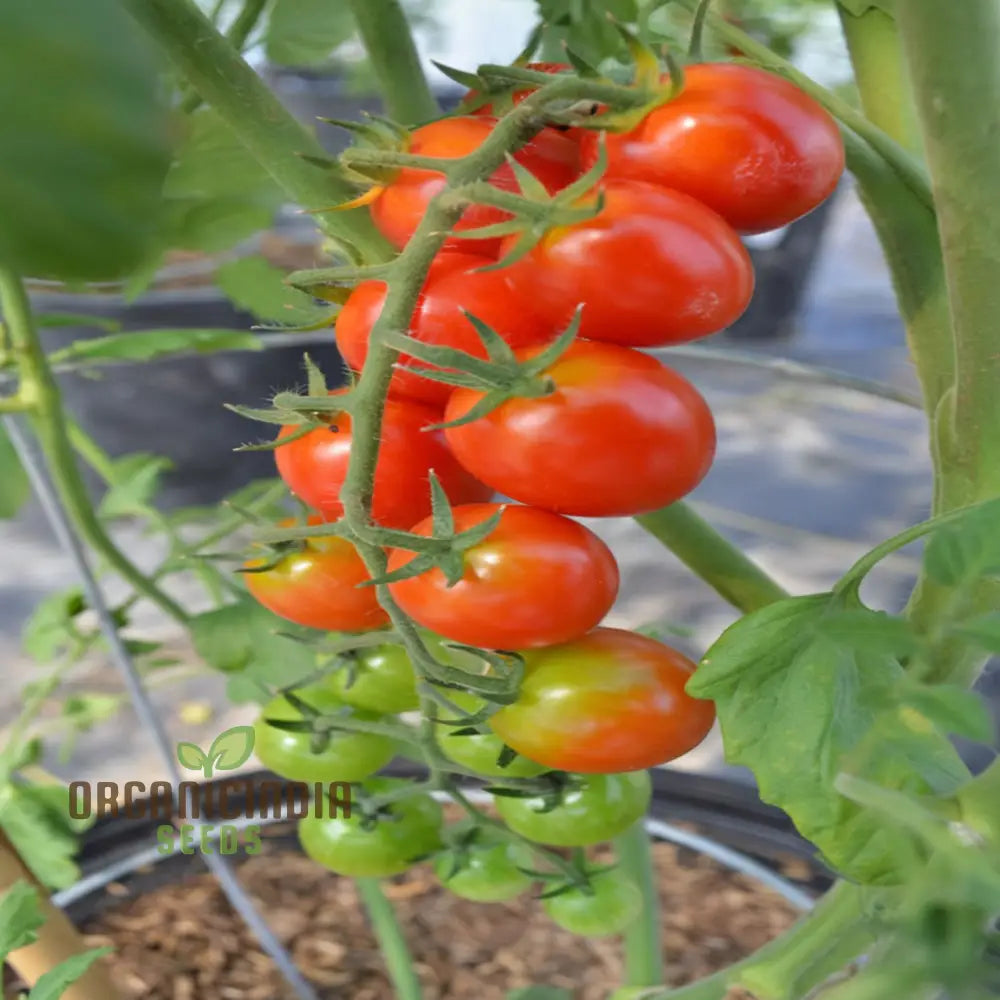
0 267 189 625
614 819 665 987
355 877 424 1000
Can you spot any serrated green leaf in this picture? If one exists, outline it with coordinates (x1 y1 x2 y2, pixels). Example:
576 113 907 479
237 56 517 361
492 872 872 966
35 314 122 333
0 784 82 889
216 256 332 326
208 725 256 773
691 595 971 883
51 329 261 368
61 694 123 734
0 426 30 520
0 0 170 280
924 498 1000 587
176 742 208 772
266 0 357 66
226 674 273 705
96 453 173 519
0 882 43 961
165 196 275 254
28 948 113 1000
21 589 86 662
817 609 921 656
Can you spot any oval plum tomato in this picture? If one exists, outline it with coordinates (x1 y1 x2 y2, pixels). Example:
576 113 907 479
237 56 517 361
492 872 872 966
543 872 643 937
274 391 491 528
371 116 581 255
502 179 753 345
490 628 715 773
243 519 388 632
299 778 443 878
443 341 716 517
494 771 651 846
336 251 552 407
589 63 845 234
254 687 397 783
435 690 547 778
386 503 619 649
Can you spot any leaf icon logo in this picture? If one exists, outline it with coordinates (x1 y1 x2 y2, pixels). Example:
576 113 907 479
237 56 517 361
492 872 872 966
176 726 256 778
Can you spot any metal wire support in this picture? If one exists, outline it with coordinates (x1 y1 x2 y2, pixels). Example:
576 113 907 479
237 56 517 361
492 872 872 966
3 415 322 1000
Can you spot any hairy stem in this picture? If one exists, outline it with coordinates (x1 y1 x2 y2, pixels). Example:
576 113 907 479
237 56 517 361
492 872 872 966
614 820 664 987
345 0 438 124
0 268 188 624
121 0 392 263
635 503 788 613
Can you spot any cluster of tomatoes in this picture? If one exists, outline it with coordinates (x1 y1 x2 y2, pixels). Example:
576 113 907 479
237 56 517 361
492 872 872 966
243 61 843 928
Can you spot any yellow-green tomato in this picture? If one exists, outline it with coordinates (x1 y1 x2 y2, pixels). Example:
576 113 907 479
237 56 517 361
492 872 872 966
254 685 396 783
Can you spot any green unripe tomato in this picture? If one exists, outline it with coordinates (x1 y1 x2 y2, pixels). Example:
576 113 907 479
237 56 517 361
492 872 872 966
434 833 534 902
254 685 396 783
543 871 643 937
299 778 443 878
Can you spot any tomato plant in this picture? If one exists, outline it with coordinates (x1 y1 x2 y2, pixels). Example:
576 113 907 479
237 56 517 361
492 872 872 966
299 778 443 878
542 872 644 937
502 180 754 345
371 116 581 255
490 628 716 773
588 64 845 234
243 519 388 632
274 391 491 527
494 771 652 846
253 687 397 783
444 341 716 516
387 502 620 648
335 251 553 406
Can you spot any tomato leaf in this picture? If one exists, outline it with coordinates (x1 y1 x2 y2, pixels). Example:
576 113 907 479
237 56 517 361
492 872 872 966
163 197 276 255
0 882 43 961
266 0 357 66
924 498 1000 587
216 257 332 326
34 313 122 333
0 0 170 280
28 949 113 1000
49 329 261 368
21 589 87 662
953 612 1000 653
96 453 173 519
0 426 30 520
0 783 84 889
690 595 972 883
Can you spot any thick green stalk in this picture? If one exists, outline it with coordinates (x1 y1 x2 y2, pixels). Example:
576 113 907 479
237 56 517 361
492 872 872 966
121 0 393 263
837 6 921 153
345 0 438 124
614 821 664 987
0 269 189 624
355 878 423 1000
635 503 788 613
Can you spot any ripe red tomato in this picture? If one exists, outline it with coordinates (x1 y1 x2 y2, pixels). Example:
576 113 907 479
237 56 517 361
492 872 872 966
336 252 552 407
443 341 716 517
467 61 570 113
501 180 753 346
386 503 619 649
490 628 716 773
274 391 491 528
371 116 581 255
244 518 388 632
588 63 845 234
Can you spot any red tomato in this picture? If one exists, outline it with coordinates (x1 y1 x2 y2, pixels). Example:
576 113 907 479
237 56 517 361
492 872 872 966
443 341 716 517
587 64 844 234
244 518 388 631
274 392 492 528
386 503 619 649
468 61 571 114
371 116 581 255
336 252 553 407
490 628 716 773
502 180 753 346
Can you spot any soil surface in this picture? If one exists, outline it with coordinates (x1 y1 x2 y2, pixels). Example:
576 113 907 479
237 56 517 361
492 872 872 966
72 837 801 1000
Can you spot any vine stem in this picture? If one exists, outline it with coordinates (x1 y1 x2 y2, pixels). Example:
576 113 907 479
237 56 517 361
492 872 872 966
355 878 424 1000
121 0 393 263
344 0 438 125
614 820 664 987
0 268 189 624
635 503 788 613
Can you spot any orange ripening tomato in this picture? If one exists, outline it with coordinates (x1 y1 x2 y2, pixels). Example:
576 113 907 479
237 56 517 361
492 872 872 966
274 391 492 528
386 503 619 649
371 116 581 255
585 63 845 234
335 251 553 407
490 628 716 773
501 180 754 346
243 519 389 632
443 341 716 517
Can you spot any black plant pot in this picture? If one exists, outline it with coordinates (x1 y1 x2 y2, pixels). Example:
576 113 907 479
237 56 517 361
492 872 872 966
30 284 348 509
